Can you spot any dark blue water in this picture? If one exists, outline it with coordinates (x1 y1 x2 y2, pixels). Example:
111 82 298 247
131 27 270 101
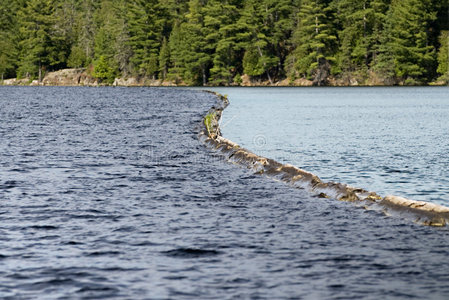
1 87 449 299
209 87 449 206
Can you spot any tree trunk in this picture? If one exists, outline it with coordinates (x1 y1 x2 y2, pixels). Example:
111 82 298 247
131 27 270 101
256 45 273 85
39 62 42 83
202 67 207 86
315 16 320 68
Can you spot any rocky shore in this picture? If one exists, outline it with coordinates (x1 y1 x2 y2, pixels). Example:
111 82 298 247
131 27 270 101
1 68 178 87
200 91 449 227
3 68 447 87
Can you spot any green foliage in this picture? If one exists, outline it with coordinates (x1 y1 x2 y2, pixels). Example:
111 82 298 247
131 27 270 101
204 111 217 137
179 0 211 85
208 1 244 85
235 0 284 83
333 0 370 80
243 47 265 76
2 0 447 85
437 31 449 82
167 22 184 83
159 37 170 80
92 55 117 83
378 0 437 84
17 0 67 79
233 73 242 85
127 0 164 77
289 0 337 85
67 45 87 68
0 0 19 79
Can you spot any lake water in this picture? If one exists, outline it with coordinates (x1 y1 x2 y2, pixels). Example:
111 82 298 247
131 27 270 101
208 87 449 206
1 87 449 299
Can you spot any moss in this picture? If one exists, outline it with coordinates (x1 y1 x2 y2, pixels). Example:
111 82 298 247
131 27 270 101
204 112 216 137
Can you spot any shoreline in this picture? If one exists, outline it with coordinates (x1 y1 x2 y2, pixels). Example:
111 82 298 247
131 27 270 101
1 68 448 87
199 91 449 227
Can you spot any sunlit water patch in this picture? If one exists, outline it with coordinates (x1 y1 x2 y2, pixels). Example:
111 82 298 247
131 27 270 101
204 87 449 206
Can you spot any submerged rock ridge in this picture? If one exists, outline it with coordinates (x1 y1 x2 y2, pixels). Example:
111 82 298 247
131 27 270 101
199 92 449 227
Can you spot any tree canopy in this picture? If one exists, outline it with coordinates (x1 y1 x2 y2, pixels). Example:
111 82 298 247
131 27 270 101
0 0 447 85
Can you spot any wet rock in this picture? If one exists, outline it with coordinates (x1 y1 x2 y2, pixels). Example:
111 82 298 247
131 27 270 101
200 91 449 227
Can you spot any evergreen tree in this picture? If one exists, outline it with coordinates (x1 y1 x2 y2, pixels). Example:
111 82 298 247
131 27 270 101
17 0 67 80
92 55 116 83
167 21 184 83
53 0 78 48
379 0 437 84
263 0 296 78
369 0 390 69
158 37 170 80
114 14 133 76
92 0 125 78
178 0 211 85
1 0 447 85
437 31 449 83
333 0 372 82
208 1 245 85
289 0 337 85
237 0 279 83
69 0 97 67
0 0 20 79
127 0 164 78
161 0 189 23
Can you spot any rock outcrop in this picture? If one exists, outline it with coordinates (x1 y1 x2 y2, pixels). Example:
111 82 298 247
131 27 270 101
42 68 98 86
1 68 178 87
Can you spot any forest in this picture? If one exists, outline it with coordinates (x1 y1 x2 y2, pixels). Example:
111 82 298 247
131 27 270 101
1 0 448 86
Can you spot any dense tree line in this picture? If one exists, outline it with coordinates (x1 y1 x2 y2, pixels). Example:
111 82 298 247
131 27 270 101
1 0 448 85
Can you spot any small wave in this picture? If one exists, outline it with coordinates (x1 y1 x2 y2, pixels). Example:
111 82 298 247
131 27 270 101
29 225 59 231
0 180 19 189
162 248 222 258
84 251 122 257
76 285 120 293
63 241 84 246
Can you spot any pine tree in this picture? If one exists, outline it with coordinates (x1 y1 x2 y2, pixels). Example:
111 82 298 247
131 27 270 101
237 0 279 83
2 0 447 85
127 0 164 78
167 21 184 83
379 0 437 84
437 31 449 83
208 1 246 85
176 0 211 85
92 0 127 78
71 0 97 67
333 0 372 82
17 0 67 80
53 0 78 48
158 37 170 80
0 0 20 80
92 55 116 83
161 0 189 23
369 0 389 69
115 15 133 76
289 0 337 85
263 0 296 79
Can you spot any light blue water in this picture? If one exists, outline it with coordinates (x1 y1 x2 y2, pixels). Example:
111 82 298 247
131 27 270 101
206 87 449 206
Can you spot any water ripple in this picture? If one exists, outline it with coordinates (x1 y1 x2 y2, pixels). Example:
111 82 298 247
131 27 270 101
0 87 448 299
